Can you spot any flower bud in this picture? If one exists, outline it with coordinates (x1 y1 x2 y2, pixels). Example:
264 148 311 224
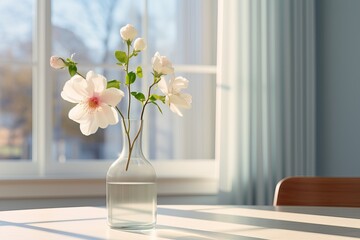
152 52 174 75
120 24 137 41
50 56 66 69
134 38 147 51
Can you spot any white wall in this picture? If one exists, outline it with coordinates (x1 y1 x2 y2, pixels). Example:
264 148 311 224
316 0 360 176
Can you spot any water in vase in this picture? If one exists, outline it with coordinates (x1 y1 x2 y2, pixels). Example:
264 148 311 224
107 182 157 229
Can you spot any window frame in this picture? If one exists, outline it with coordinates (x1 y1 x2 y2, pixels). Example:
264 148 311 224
0 0 219 197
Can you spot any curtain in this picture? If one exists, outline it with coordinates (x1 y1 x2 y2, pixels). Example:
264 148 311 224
217 0 316 205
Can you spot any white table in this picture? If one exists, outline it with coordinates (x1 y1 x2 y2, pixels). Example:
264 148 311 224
0 205 359 240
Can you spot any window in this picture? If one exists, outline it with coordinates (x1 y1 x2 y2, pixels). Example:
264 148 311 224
0 0 218 195
0 0 34 162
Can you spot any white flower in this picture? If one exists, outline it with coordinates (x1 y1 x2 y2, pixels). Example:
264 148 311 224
158 76 192 117
120 24 137 41
50 56 66 69
61 71 125 136
152 52 174 75
134 38 147 51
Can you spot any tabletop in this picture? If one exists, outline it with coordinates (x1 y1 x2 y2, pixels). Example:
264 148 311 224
0 205 359 240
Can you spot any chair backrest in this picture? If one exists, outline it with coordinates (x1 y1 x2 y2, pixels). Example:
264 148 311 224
273 177 360 207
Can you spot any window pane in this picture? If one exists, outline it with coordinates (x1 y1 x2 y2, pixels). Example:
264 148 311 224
52 0 143 65
51 0 217 161
0 0 33 161
148 0 217 65
53 71 215 161
0 0 34 62
52 69 133 161
0 65 32 160
146 73 216 160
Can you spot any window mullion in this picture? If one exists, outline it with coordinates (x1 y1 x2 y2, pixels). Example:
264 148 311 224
142 0 150 157
34 0 52 176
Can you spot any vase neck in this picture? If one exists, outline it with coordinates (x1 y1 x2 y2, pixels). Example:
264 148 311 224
120 119 144 158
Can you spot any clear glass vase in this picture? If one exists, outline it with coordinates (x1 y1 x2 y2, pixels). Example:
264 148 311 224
106 119 157 230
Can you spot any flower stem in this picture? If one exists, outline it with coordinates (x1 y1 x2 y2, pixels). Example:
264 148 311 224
76 72 86 79
123 76 158 171
140 76 159 120
126 120 144 171
118 44 154 171
126 43 131 124
123 76 159 170
125 43 132 153
116 107 132 171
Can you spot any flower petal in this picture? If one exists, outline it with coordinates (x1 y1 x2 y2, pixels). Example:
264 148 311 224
134 38 147 51
100 88 125 107
169 77 189 94
79 118 99 136
86 71 107 93
61 75 89 103
180 93 192 107
95 104 119 128
68 103 89 123
169 103 183 117
50 56 66 69
161 64 174 75
120 24 137 41
157 77 169 95
152 52 162 73
168 94 192 109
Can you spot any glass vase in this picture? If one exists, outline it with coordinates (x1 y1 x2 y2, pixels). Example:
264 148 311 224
106 119 157 230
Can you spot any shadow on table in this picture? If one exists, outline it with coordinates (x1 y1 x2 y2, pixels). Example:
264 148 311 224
141 225 263 240
0 219 105 240
153 206 360 239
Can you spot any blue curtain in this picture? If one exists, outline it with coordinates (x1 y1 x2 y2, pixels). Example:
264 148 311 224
217 0 316 205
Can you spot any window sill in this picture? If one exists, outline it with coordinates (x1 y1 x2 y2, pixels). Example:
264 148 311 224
0 177 218 199
0 160 218 198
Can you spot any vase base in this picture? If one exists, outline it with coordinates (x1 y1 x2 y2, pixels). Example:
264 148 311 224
109 222 155 231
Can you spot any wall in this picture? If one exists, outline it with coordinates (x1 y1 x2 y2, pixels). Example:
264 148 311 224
316 0 360 176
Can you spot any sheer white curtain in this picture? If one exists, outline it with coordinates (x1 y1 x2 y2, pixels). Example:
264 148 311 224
217 0 316 205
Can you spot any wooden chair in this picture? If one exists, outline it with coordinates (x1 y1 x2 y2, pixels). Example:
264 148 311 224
273 177 360 207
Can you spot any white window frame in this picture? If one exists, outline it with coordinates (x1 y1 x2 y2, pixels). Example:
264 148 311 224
0 0 219 198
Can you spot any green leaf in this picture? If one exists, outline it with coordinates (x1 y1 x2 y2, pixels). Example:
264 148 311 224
151 101 163 114
149 94 166 104
125 72 136 85
131 91 146 103
66 58 75 64
136 66 143 78
107 80 121 89
68 64 77 77
115 51 127 63
149 95 156 101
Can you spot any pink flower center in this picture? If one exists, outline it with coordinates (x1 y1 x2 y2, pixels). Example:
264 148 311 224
88 96 100 109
